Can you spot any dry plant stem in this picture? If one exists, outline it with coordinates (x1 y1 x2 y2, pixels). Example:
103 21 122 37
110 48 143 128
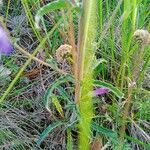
74 0 124 104
68 10 77 78
119 45 145 149
14 43 66 75
75 7 84 104
67 10 79 104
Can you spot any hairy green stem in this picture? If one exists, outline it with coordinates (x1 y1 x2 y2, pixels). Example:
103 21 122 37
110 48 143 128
76 1 98 149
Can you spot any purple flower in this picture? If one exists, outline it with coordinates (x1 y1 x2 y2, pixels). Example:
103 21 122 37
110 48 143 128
0 25 13 55
93 88 109 96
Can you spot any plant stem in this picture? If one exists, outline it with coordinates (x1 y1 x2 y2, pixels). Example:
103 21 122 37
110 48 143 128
75 0 98 149
68 10 77 78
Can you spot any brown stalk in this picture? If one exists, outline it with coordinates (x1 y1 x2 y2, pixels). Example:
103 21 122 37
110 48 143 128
68 10 77 77
67 10 80 104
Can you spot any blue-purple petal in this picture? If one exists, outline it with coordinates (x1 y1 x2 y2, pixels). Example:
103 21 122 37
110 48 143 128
0 25 13 55
93 88 109 96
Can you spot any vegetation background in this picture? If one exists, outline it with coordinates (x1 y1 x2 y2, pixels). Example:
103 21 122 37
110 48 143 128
0 0 150 150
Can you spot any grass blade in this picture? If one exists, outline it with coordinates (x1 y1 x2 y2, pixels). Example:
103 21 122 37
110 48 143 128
67 129 73 150
36 121 64 145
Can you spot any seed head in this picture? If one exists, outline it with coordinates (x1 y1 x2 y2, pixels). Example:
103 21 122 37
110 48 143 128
134 29 150 45
55 44 72 62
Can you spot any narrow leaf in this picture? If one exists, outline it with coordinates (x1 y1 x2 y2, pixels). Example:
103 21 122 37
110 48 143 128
36 121 64 145
56 86 72 103
93 58 107 70
125 135 150 149
35 0 71 28
52 95 64 118
92 122 118 139
67 129 73 150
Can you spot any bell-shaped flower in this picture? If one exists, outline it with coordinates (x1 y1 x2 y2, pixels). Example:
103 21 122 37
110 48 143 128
0 25 13 56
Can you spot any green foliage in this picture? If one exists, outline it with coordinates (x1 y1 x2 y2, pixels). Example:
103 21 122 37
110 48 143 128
135 98 150 120
44 75 74 112
1 0 150 149
125 135 150 149
93 58 107 77
21 0 42 40
26 0 38 5
67 129 73 150
92 122 118 140
0 11 64 104
36 121 64 146
35 0 73 29
52 95 64 118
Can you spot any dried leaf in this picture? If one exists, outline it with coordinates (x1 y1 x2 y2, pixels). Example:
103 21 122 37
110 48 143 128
91 137 103 150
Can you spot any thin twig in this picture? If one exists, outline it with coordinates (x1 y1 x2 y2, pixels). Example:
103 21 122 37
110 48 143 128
14 43 66 75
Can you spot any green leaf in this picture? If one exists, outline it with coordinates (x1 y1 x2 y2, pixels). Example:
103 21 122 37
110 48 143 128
52 95 64 118
35 0 71 28
125 135 150 149
44 75 74 112
91 122 118 139
92 122 150 149
26 0 38 5
93 58 107 77
36 121 64 145
56 85 72 103
67 129 73 150
93 80 124 98
93 58 107 70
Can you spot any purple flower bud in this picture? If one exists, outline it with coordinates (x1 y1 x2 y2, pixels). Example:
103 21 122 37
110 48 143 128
93 88 109 96
0 25 13 55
